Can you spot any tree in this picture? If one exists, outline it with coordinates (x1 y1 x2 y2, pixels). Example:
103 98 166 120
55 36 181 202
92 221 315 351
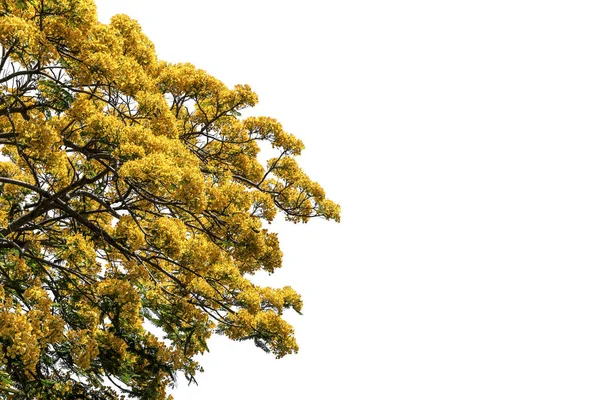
0 1 340 398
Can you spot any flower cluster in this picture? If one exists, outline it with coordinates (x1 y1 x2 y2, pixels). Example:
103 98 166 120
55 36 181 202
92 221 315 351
0 1 339 398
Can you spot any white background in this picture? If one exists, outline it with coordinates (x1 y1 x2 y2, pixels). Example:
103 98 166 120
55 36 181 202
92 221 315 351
95 1 600 399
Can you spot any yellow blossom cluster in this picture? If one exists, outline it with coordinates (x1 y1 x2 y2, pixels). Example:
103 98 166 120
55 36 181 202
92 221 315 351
0 0 339 398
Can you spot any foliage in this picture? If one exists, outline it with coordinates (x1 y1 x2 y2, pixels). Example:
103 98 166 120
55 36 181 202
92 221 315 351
0 1 339 398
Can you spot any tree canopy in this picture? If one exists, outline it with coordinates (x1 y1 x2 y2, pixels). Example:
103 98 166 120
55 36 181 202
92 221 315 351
0 1 339 398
